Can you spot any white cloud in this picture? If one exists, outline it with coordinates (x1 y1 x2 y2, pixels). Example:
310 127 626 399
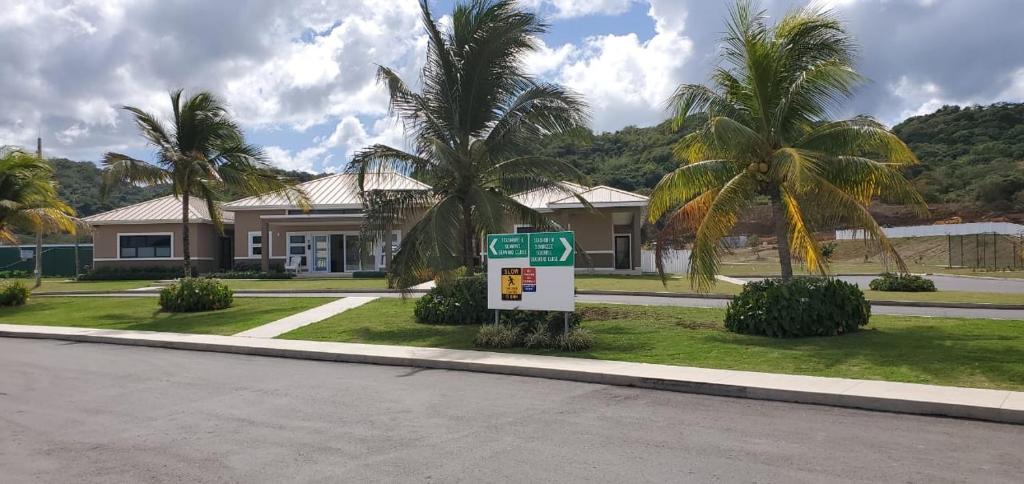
537 0 693 131
0 0 424 167
521 0 639 19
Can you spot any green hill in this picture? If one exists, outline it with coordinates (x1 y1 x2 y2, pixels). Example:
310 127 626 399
44 102 1024 223
534 102 1024 214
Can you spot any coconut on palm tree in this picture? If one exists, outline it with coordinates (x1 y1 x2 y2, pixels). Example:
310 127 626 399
350 0 590 288
102 90 307 277
0 147 80 286
648 1 926 291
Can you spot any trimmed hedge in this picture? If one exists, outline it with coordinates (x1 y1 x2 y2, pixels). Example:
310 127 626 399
203 271 295 280
868 273 937 292
0 281 29 307
725 277 870 338
159 278 233 312
78 266 190 281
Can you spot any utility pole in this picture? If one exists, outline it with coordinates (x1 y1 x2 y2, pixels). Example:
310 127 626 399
34 137 43 289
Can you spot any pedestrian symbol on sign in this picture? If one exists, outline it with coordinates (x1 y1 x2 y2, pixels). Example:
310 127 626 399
500 267 522 301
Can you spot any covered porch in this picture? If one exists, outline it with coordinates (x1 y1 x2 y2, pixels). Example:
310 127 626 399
255 214 397 275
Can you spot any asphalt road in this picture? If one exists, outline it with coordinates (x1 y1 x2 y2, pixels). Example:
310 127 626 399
740 274 1024 294
2 338 1022 483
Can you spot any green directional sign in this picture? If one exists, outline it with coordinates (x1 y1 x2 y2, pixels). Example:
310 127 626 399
487 233 528 258
529 231 575 266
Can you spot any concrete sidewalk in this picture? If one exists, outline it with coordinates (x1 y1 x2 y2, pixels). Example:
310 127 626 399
234 296 377 338
0 323 1020 425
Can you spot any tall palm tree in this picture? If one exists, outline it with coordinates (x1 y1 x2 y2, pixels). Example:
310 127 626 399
0 147 79 286
103 90 306 277
647 1 927 291
350 0 590 288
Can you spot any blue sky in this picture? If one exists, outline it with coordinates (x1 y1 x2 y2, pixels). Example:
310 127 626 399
3 0 1024 173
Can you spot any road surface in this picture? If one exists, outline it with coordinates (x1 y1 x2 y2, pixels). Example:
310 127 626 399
740 274 1024 294
1 338 1021 483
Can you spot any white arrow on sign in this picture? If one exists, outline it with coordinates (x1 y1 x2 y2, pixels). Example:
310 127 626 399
560 237 572 261
489 238 498 255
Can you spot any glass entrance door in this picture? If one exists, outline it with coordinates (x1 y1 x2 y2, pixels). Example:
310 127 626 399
311 234 329 272
614 235 631 270
344 235 362 272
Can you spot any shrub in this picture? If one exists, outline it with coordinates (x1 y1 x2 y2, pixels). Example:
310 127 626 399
78 266 188 281
0 269 29 279
555 327 594 351
353 271 387 278
0 281 30 306
159 278 233 312
522 323 553 348
202 270 294 280
414 274 489 325
474 324 522 348
868 273 937 292
725 277 870 338
231 260 285 273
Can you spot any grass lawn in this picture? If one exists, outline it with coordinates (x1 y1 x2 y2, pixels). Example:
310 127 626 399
221 278 390 291
10 278 154 292
281 299 1024 391
0 296 328 335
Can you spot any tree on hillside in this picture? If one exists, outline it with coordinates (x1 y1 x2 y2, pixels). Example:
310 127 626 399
647 0 927 290
350 0 589 288
0 147 80 286
102 90 307 276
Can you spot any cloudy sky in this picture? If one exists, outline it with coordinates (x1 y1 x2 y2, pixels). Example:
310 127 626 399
2 0 1023 173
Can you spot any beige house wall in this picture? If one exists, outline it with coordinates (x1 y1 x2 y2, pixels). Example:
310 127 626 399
91 222 224 273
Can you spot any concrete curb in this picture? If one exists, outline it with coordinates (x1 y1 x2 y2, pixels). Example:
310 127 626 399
1 324 1021 425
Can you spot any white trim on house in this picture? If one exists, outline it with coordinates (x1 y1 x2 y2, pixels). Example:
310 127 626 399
116 232 173 260
247 231 274 258
94 257 214 262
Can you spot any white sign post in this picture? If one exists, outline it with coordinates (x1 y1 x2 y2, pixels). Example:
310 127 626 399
486 231 575 325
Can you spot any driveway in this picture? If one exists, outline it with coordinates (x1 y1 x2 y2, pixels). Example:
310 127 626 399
1 338 1022 483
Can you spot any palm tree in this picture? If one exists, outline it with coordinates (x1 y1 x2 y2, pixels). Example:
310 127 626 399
350 0 590 288
103 90 306 277
0 147 79 287
647 1 927 291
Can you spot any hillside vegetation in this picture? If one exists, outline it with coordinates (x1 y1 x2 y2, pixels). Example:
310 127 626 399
41 102 1024 222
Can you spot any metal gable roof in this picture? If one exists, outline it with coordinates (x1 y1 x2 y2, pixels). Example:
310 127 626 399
223 171 431 210
548 185 649 207
82 195 233 225
511 181 590 210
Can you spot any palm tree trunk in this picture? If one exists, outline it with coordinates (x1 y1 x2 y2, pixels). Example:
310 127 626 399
462 201 475 272
770 188 794 280
181 192 191 278
33 231 42 289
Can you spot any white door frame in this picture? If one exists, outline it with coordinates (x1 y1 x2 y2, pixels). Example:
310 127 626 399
286 230 373 273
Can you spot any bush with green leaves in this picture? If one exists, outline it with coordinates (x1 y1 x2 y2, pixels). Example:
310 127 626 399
474 323 593 351
868 273 937 292
0 269 29 279
0 281 30 307
725 278 870 338
159 277 233 312
474 324 523 349
202 271 294 280
414 274 489 325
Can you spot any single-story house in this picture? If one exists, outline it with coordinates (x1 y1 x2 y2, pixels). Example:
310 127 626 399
82 173 649 275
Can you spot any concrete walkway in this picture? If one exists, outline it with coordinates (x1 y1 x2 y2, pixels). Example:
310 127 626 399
0 323 1021 424
234 297 377 338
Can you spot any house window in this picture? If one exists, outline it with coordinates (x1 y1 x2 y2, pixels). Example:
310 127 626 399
248 232 263 257
119 234 171 259
515 225 538 234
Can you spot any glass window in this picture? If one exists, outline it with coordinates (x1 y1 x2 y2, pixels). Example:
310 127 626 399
249 232 263 257
119 234 171 259
289 235 305 244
